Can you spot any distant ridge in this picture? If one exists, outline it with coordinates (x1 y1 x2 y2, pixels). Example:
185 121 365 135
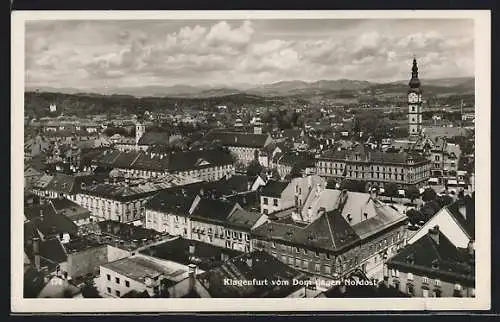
25 76 474 99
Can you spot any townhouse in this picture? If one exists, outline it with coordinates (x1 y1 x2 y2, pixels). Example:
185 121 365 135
92 148 235 181
316 145 431 189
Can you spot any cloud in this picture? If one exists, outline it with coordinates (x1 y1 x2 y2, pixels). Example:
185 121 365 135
25 19 474 89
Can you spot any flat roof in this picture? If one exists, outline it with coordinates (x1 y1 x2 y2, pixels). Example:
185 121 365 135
102 255 188 284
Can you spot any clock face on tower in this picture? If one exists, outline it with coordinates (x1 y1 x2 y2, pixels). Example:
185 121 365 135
408 93 418 103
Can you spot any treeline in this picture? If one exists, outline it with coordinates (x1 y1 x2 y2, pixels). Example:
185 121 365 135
24 91 309 118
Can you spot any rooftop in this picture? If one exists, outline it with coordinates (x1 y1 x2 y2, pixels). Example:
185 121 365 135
387 228 475 285
197 251 307 298
204 131 271 148
93 148 234 172
102 254 188 284
140 237 243 271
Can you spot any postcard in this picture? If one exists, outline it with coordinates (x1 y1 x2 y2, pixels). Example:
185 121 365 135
11 10 490 312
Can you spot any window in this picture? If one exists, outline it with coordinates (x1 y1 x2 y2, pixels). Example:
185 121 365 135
315 263 320 272
407 284 414 296
107 274 111 281
295 247 300 253
422 277 429 284
273 198 278 206
325 265 331 274
407 273 413 281
125 281 130 287
422 289 429 297
271 241 276 248
115 290 121 297
434 289 442 297
315 251 320 257
302 260 308 269
107 287 111 294
263 198 268 205
303 249 308 255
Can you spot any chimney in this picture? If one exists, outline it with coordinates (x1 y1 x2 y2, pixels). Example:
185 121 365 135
467 240 475 256
187 263 197 294
246 255 253 268
429 225 439 245
33 237 41 271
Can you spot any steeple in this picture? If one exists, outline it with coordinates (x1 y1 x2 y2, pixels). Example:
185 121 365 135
408 57 421 90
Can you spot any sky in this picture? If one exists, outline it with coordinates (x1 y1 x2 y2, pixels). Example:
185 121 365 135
25 19 474 90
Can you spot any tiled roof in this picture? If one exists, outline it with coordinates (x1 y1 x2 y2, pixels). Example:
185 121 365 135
226 208 262 230
25 236 68 265
190 198 237 224
93 148 234 172
446 199 475 239
387 230 475 285
318 148 428 164
260 180 289 198
140 237 243 271
145 191 196 215
197 251 306 297
253 189 406 252
204 131 271 148
252 210 360 253
137 132 171 146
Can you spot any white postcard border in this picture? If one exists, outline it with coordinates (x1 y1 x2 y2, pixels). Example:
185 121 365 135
11 10 491 312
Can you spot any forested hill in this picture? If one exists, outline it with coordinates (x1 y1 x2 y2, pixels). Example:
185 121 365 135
24 91 309 118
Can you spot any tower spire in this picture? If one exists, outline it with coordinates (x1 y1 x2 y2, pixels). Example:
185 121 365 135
409 57 421 89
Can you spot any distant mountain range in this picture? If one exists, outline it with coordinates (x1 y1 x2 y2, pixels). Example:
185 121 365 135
25 77 474 99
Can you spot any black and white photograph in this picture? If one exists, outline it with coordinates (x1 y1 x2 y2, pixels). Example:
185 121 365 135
11 10 490 312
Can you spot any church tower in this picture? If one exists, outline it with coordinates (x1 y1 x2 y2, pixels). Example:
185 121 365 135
408 58 423 140
135 113 146 146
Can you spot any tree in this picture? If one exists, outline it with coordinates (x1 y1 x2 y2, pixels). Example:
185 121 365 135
422 188 437 203
384 183 399 202
438 194 454 208
81 279 101 298
405 186 420 204
246 160 263 179
406 209 423 225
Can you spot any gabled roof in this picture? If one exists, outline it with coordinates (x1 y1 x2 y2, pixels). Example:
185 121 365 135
190 198 237 224
204 131 271 148
387 231 475 285
25 203 78 237
252 210 360 253
260 180 289 198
